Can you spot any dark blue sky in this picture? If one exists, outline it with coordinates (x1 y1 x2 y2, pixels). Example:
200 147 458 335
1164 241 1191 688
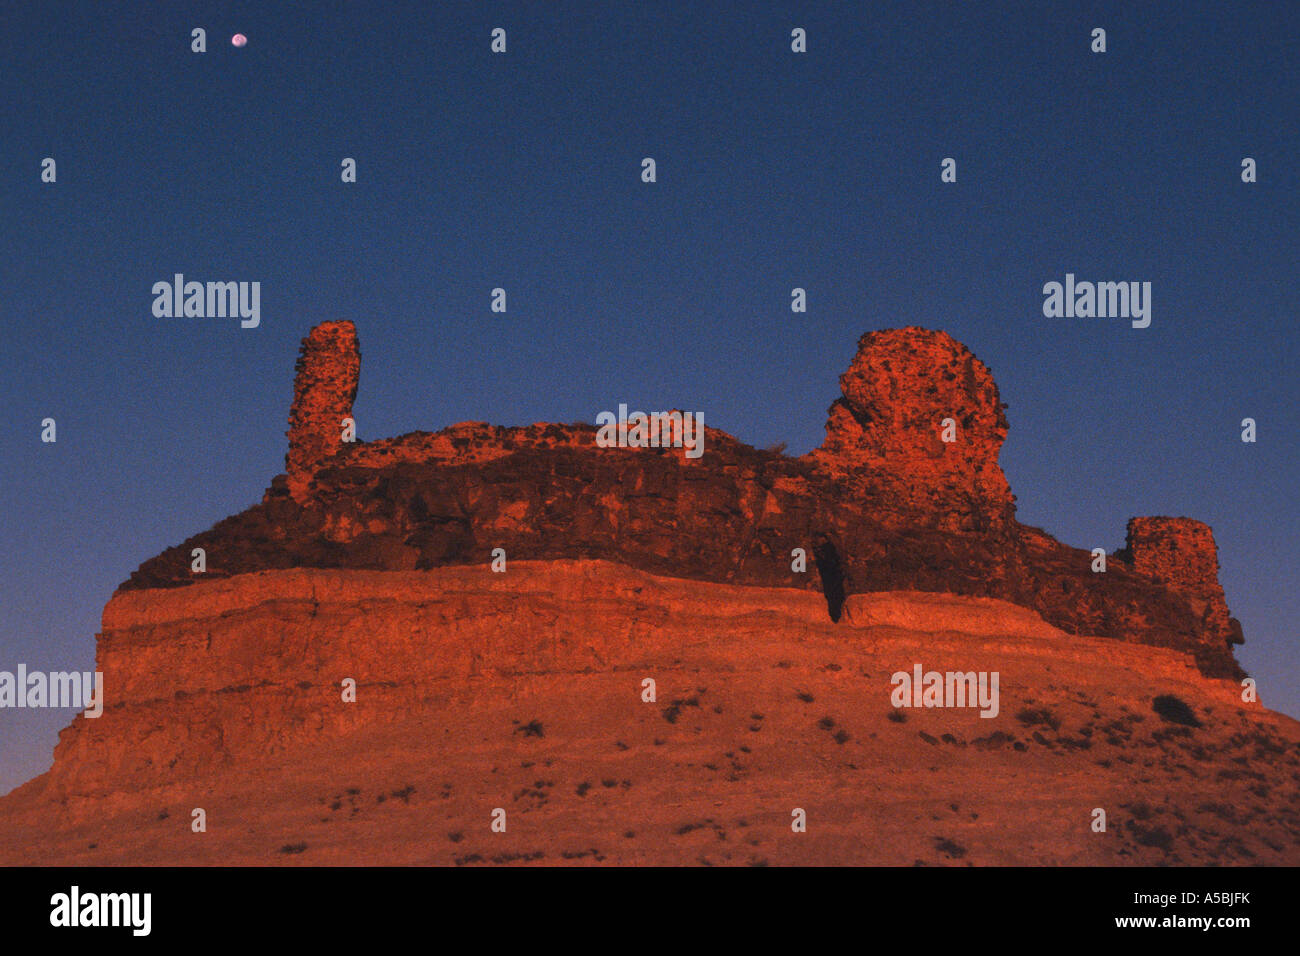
2 1 1296 793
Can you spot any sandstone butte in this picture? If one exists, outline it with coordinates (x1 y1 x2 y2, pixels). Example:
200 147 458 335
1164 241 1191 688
1 321 1296 866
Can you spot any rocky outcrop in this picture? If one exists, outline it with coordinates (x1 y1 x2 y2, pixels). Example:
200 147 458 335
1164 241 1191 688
810 327 1014 532
119 322 1246 681
286 320 360 501
1124 516 1243 649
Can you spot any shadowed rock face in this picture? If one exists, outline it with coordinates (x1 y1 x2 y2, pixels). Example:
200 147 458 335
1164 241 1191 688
121 323 1246 680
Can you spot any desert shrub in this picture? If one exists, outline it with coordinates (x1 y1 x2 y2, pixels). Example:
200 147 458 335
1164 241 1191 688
1152 695 1201 727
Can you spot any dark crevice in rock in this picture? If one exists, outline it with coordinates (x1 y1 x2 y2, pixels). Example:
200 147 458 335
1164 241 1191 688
814 540 847 623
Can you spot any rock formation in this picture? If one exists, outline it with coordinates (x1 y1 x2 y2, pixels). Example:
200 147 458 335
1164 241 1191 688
285 320 360 501
2 320 1290 867
1125 516 1243 649
122 323 1245 680
810 328 1014 532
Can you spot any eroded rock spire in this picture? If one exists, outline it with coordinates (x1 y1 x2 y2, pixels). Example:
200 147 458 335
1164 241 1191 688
286 320 360 501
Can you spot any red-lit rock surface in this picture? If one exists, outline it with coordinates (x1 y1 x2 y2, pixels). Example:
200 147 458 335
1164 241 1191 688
0 321 1288 866
809 328 1014 532
285 320 360 501
1125 516 1243 650
122 323 1245 679
0 562 1296 866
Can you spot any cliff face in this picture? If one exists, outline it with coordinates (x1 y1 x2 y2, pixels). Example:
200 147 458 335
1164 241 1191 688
121 322 1245 680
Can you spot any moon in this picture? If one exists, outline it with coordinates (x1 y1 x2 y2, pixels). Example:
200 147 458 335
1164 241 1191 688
231 34 247 48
